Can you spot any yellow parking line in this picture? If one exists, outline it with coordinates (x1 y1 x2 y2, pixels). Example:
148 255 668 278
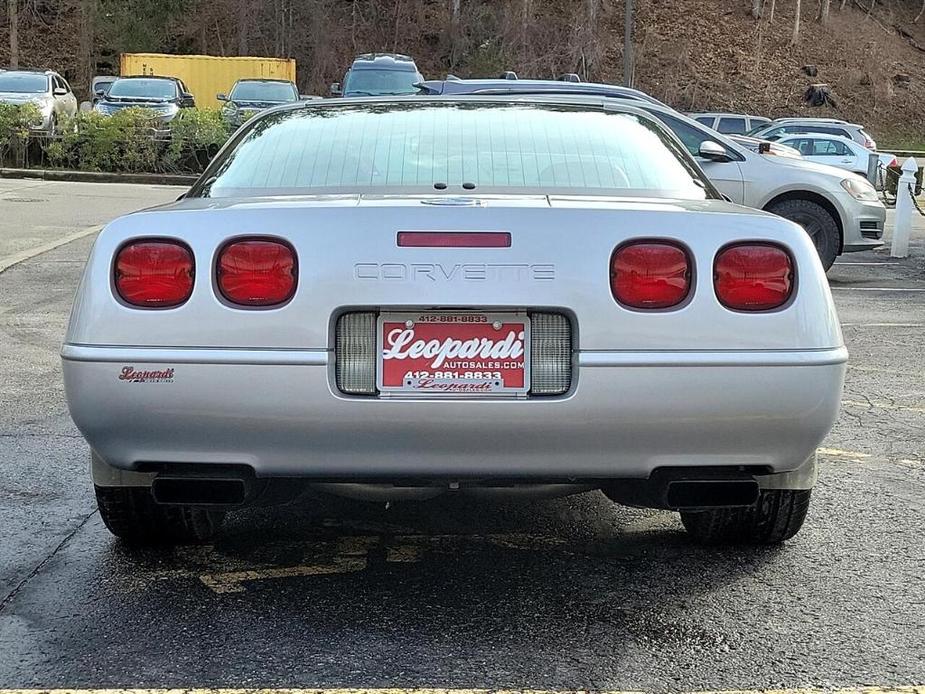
0 687 922 694
842 399 925 415
818 447 872 461
199 557 367 594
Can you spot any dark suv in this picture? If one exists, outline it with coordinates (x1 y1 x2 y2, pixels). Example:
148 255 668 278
217 78 299 129
332 53 423 97
93 76 195 133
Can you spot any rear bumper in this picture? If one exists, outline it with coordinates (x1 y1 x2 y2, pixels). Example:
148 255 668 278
63 344 847 480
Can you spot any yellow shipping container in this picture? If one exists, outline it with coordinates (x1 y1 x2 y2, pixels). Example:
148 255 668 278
120 53 297 109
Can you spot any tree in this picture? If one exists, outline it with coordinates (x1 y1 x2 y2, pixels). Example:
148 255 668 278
8 0 17 69
624 0 634 87
751 0 764 19
819 0 830 23
791 0 801 44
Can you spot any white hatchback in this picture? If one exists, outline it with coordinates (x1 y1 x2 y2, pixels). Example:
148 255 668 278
775 133 893 177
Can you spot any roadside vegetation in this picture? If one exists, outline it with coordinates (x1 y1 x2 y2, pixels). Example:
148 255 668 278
0 104 229 174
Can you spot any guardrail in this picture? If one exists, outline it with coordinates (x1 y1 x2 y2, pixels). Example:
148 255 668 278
884 149 925 159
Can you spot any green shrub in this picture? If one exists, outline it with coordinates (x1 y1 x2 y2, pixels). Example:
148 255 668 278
0 103 42 167
40 107 231 174
163 109 229 172
48 108 163 172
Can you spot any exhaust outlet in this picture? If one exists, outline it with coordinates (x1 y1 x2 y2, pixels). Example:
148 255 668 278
664 479 759 511
151 477 248 506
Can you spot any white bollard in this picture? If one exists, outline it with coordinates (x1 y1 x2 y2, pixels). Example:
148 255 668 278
891 156 917 258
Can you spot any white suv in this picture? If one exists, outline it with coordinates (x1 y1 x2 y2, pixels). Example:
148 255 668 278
414 80 886 270
0 69 78 136
751 118 877 151
689 112 772 135
631 104 885 270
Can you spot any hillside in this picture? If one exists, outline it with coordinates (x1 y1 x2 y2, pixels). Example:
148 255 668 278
1 0 925 145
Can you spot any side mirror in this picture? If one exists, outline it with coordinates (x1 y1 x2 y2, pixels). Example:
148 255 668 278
180 93 195 108
699 140 732 162
53 87 68 96
216 93 227 101
330 82 341 96
94 88 106 97
758 141 771 154
299 94 313 101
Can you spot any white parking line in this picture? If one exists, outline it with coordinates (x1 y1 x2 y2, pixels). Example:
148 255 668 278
834 261 899 266
841 323 925 327
830 287 925 292
0 686 923 694
0 224 100 274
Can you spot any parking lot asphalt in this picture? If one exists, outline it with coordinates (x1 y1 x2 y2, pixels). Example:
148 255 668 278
0 180 923 692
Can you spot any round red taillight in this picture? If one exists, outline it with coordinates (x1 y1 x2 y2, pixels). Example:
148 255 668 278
610 241 691 309
114 240 194 308
714 243 794 311
217 239 297 307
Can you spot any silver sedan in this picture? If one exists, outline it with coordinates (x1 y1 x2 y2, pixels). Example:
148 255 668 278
62 96 846 547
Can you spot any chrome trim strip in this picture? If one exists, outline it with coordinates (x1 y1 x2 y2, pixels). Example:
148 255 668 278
62 344 848 368
62 344 329 366
578 346 848 368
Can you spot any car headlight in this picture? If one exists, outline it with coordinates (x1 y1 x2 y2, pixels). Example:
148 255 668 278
31 97 53 114
841 177 879 202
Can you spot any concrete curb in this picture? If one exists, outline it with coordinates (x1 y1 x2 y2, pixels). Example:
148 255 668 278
0 168 197 186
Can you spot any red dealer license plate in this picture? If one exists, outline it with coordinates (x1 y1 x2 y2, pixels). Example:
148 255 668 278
378 312 531 395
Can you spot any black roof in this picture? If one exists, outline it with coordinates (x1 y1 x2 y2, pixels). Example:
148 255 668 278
233 78 295 84
117 75 183 82
417 78 667 107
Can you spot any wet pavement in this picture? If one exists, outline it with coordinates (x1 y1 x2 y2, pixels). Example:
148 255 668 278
0 181 923 691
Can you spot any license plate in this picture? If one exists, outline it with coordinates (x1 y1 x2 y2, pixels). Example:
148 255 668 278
377 312 530 395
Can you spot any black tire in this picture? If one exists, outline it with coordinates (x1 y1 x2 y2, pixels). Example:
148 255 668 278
95 485 224 544
767 198 840 270
680 489 811 545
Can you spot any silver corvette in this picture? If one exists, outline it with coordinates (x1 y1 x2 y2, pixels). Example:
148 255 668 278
62 96 847 546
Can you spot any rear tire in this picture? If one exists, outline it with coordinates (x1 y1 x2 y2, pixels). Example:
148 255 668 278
95 485 224 544
767 198 839 271
680 489 811 545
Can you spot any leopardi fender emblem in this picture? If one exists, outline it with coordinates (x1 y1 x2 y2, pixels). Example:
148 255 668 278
118 366 175 383
382 328 525 369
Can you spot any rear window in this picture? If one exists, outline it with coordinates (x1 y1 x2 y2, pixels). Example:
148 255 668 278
199 102 710 200
343 69 420 96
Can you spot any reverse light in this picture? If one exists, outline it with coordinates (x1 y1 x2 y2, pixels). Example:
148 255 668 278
217 238 297 306
114 240 194 308
610 241 691 309
714 243 794 311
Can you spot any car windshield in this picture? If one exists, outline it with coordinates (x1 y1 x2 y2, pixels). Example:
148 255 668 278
107 79 177 100
343 69 420 96
231 81 297 102
199 101 710 200
0 72 49 93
